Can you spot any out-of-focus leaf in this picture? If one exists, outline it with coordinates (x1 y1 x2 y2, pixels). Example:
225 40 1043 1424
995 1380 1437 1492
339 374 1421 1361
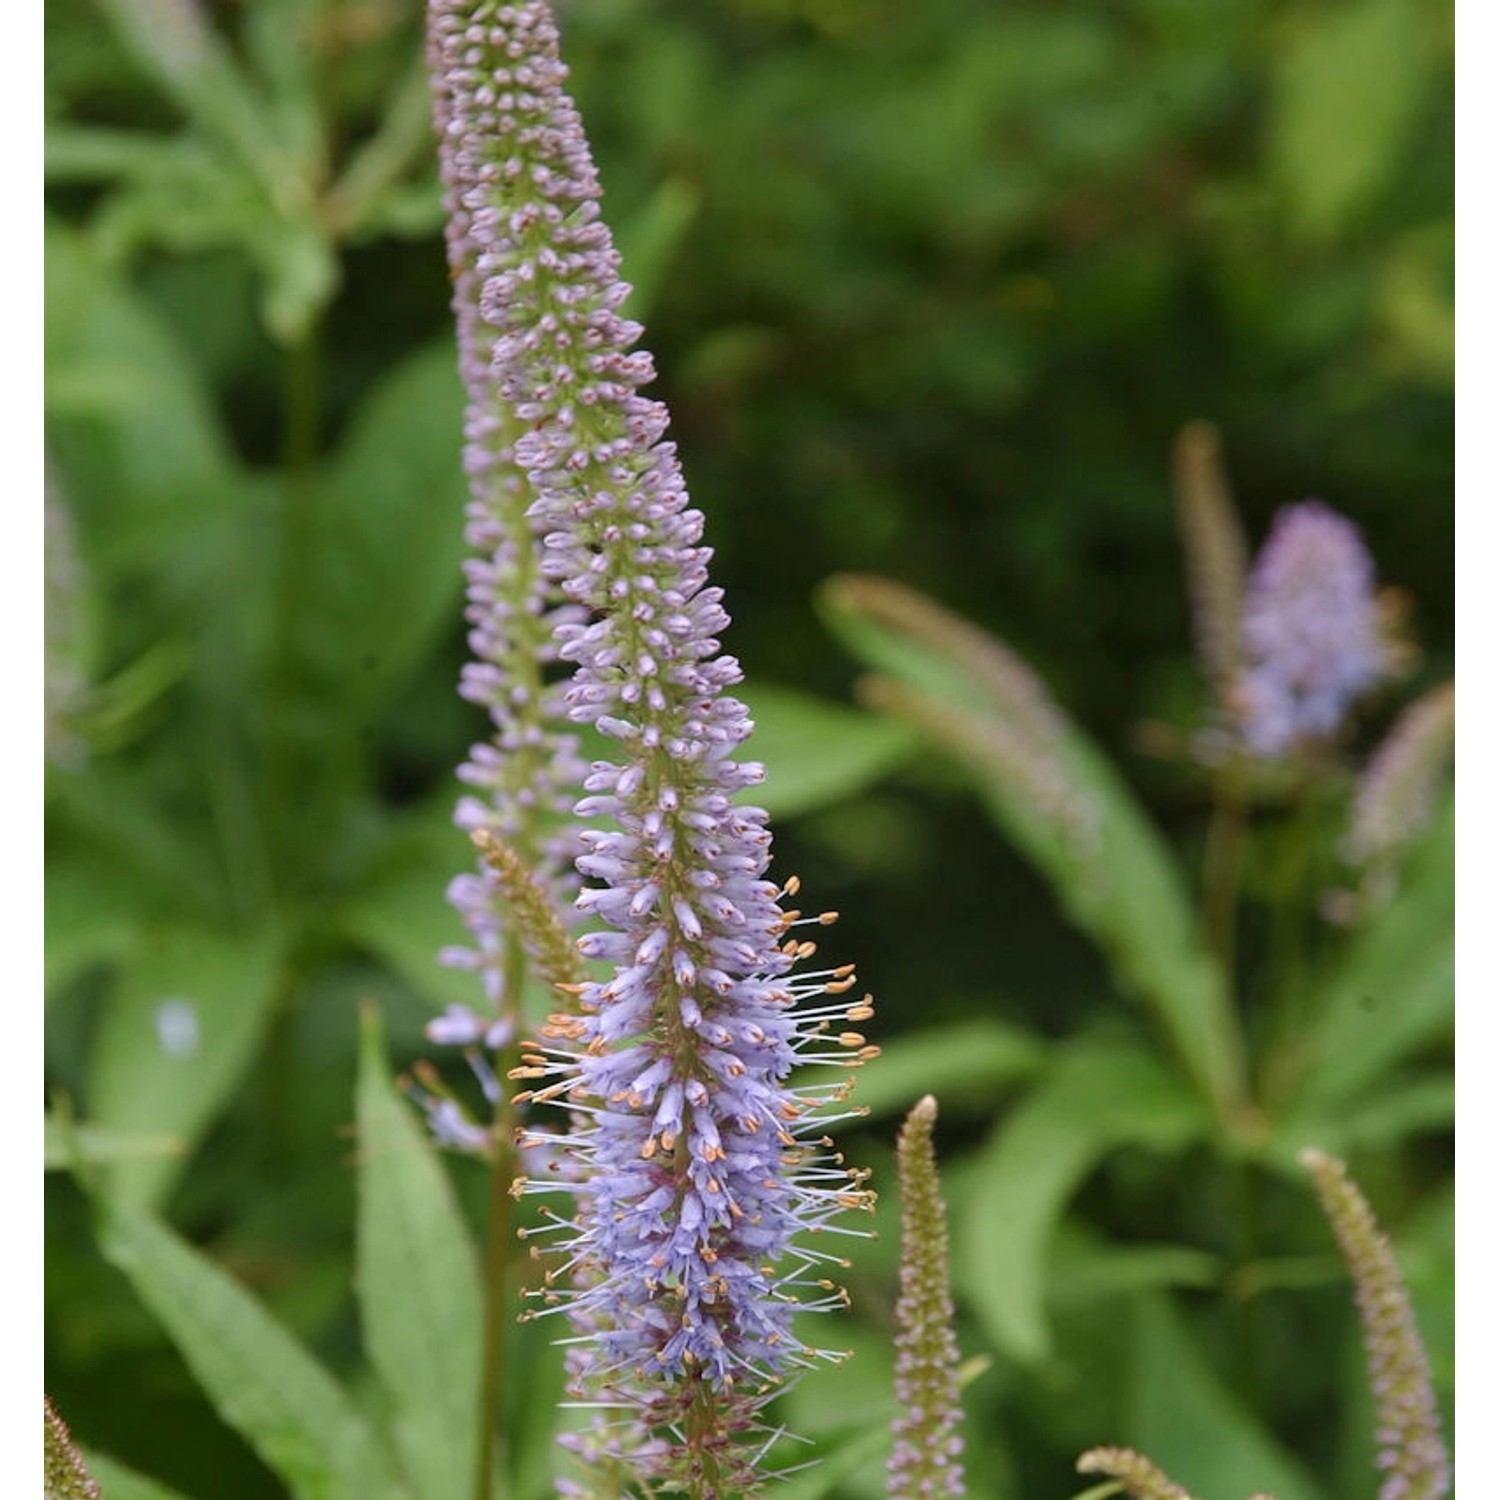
254 217 339 344
842 1018 1045 1119
1127 1293 1322 1500
356 1008 483 1500
45 859 143 999
337 803 478 1012
743 684 919 819
44 1114 183 1170
1267 0 1432 242
44 124 177 181
91 0 307 203
822 580 1245 1121
300 341 468 727
1273 1073 1453 1168
88 925 283 1209
45 223 240 567
766 1423 892 1500
1048 1229 1224 1307
1294 798 1453 1112
955 1039 1207 1365
616 175 700 322
79 1450 195 1500
99 1207 410 1500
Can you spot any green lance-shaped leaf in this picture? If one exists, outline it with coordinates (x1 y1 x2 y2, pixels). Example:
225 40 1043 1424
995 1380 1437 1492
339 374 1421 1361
889 1096 964 1500
88 924 284 1210
1171 422 1249 698
1294 796 1453 1114
955 1039 1206 1366
77 1451 194 1500
1126 1294 1319 1500
356 1007 484 1500
45 1397 103 1500
740 683 920 819
98 1206 410 1500
1302 1150 1451 1500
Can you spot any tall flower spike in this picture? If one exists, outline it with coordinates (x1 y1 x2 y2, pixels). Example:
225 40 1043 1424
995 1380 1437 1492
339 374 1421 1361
428 2 876 1489
429 0 588 1036
1234 501 1383 757
888 1096 963 1500
1301 1149 1450 1500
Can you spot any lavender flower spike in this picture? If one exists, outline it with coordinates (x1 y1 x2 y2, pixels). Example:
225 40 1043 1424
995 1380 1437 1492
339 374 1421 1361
888 1096 964 1500
1302 1149 1450 1500
429 0 587 1036
428 1 876 1485
1234 501 1383 757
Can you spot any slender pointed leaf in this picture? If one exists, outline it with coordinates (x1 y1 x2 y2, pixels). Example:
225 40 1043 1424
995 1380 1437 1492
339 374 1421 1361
99 1207 410 1500
742 684 918 819
1296 798 1453 1111
1128 1293 1322 1500
356 1008 484 1500
88 925 283 1209
955 1039 1206 1364
80 1451 195 1500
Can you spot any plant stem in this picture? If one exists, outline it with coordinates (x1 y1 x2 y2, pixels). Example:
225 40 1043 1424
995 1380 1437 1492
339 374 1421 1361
473 933 527 1500
1202 778 1247 983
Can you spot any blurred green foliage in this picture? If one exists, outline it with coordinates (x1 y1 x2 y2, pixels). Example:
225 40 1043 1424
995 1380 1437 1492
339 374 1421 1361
45 0 1452 1497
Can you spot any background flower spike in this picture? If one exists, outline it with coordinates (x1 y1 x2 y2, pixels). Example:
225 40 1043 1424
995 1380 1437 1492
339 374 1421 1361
889 1095 964 1500
1171 421 1250 701
1301 1149 1451 1500
1075 1445 1198 1500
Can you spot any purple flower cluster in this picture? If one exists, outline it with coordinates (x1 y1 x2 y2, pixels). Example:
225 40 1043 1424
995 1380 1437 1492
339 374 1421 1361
427 0 875 1481
1235 501 1383 757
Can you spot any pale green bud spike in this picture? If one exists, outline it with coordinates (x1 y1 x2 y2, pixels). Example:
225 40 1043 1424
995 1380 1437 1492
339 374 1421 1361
44 1397 102 1500
830 573 1064 743
470 829 586 996
1171 421 1249 697
1345 682 1455 871
1301 1149 1451 1500
888 1095 965 1500
1076 1446 1198 1500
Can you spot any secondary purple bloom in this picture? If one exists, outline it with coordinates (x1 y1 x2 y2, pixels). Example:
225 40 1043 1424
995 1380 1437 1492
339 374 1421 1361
1234 501 1383 757
427 0 875 1485
429 0 588 1026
